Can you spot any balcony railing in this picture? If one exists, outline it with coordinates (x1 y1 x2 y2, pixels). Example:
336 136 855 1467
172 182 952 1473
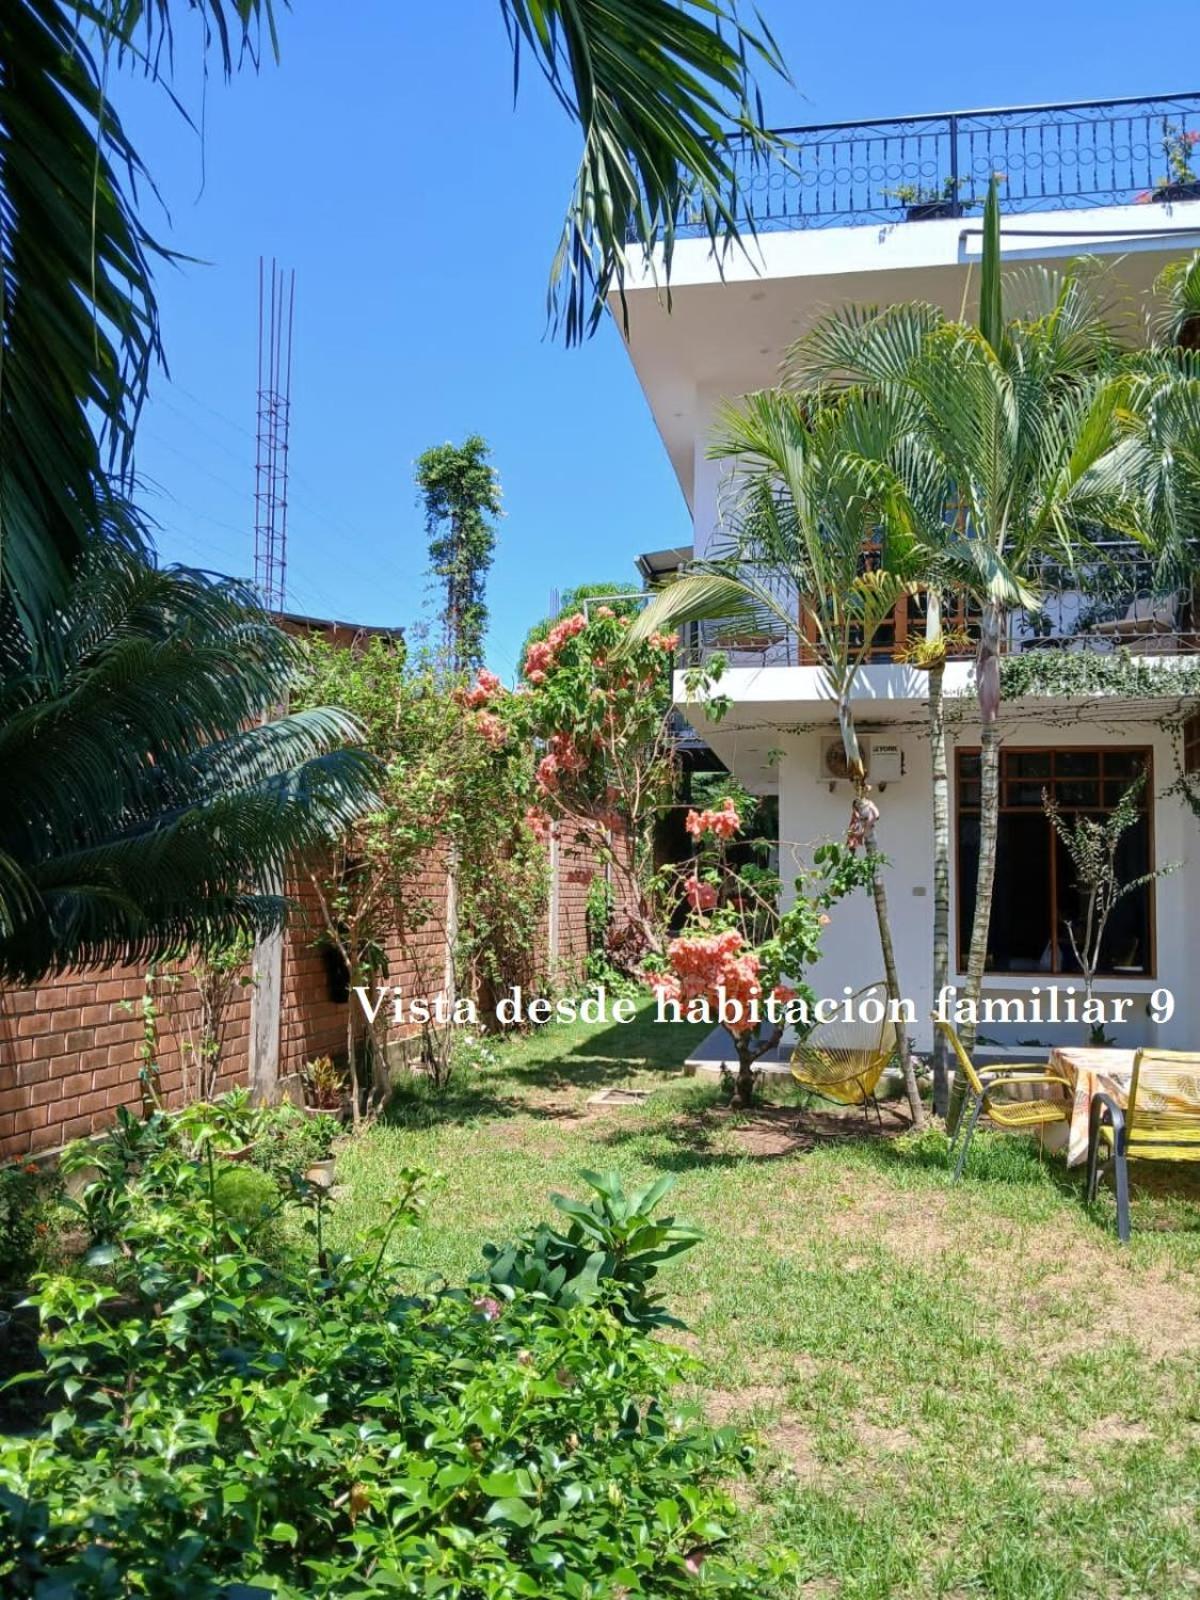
678 544 1200 672
668 92 1200 236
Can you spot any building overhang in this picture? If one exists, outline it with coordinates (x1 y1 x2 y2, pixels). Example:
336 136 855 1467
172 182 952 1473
615 201 1200 510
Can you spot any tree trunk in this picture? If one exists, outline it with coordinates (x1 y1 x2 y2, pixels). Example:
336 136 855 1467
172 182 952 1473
928 656 950 1117
961 719 1001 1054
730 1038 758 1110
867 838 924 1127
346 997 361 1130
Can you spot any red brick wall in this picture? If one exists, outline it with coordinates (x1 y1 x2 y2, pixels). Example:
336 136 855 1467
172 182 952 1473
0 968 249 1160
0 829 631 1162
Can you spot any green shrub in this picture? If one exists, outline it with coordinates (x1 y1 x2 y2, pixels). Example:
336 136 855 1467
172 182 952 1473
211 1164 280 1232
482 1168 702 1330
0 1156 787 1598
0 1163 54 1291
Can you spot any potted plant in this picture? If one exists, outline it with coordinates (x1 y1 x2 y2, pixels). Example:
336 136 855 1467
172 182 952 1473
1138 123 1200 204
881 175 969 221
301 1054 350 1120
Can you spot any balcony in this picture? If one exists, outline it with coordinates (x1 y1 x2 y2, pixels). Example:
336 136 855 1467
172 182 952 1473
669 92 1200 237
677 542 1200 673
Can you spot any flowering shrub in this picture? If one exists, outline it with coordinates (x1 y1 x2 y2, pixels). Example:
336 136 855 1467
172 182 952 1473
295 640 548 1101
648 792 876 1107
514 607 680 962
0 1118 789 1598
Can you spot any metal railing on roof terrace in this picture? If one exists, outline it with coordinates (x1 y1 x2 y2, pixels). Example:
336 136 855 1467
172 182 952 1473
666 92 1200 236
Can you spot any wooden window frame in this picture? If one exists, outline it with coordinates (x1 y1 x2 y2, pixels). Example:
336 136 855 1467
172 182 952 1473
954 744 1157 979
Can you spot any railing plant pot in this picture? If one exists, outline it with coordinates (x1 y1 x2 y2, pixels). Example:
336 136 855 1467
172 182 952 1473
1152 181 1200 202
905 200 963 221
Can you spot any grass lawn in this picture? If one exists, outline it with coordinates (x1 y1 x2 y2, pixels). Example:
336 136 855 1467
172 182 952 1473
332 1004 1200 1600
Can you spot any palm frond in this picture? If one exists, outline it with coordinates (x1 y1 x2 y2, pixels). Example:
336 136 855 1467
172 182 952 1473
499 0 788 344
0 550 377 982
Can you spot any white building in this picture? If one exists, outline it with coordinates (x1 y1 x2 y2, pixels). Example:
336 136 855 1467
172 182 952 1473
614 94 1200 1051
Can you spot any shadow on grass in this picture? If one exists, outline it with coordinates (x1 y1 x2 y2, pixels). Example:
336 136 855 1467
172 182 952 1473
379 1076 522 1130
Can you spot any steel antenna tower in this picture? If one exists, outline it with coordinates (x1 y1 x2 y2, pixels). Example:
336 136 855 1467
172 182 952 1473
254 258 295 614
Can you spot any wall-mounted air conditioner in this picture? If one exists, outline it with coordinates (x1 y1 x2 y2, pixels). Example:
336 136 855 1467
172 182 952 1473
818 737 905 784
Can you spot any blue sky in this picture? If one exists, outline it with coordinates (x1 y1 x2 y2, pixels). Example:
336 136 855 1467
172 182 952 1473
121 0 1192 678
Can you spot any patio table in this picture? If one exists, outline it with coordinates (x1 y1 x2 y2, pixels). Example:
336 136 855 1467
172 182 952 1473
1048 1047 1142 1167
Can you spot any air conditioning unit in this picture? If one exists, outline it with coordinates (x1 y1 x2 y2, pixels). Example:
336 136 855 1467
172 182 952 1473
818 737 905 784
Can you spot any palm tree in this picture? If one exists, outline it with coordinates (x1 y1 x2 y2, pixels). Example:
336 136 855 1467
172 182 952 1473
1 0 786 975
2 1 785 636
628 386 929 1126
790 185 1136 1052
0 549 376 983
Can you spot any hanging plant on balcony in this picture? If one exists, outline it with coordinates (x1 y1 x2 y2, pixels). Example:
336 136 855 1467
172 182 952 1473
1137 123 1200 204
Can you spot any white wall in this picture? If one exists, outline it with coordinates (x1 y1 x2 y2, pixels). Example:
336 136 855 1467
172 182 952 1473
777 716 1197 1052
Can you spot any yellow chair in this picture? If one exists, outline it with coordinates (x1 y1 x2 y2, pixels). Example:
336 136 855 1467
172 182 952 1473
936 1019 1072 1182
791 980 897 1127
1085 1049 1200 1242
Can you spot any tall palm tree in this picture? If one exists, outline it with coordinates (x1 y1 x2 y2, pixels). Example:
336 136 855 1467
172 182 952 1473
0 549 376 982
790 185 1136 1051
628 387 929 1126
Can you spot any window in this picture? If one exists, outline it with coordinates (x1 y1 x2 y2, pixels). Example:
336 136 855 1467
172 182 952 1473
956 747 1154 976
1184 711 1200 775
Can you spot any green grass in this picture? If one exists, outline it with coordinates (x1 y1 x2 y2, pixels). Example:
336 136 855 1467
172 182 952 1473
330 1004 1200 1599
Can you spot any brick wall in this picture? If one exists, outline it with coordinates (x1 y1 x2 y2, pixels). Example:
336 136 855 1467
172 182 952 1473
0 829 630 1162
0 968 249 1160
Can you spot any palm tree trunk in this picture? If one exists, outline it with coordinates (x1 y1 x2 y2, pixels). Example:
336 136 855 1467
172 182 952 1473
961 602 1005 1054
928 656 950 1116
866 837 924 1127
961 719 1001 1054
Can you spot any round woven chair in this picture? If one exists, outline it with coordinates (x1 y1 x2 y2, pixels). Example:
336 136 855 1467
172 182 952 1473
790 979 897 1127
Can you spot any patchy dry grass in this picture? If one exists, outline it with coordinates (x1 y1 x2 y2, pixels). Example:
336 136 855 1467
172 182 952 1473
332 1004 1200 1599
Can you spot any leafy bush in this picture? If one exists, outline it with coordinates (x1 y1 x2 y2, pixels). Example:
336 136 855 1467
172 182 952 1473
0 1163 57 1292
482 1169 702 1330
0 1153 786 1598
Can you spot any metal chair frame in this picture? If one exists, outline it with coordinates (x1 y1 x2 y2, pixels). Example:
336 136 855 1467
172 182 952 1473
935 1019 1073 1182
1085 1048 1200 1243
791 980 897 1128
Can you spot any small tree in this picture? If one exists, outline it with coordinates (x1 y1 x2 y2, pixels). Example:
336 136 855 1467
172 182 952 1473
415 435 503 674
514 607 680 965
1043 772 1177 1043
648 798 875 1109
296 638 544 1117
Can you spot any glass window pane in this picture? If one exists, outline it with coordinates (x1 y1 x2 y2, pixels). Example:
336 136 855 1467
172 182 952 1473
1103 750 1142 778
1057 750 1099 777
958 751 981 778
1008 751 1052 779
959 781 981 808
987 815 1053 972
1007 783 1048 807
1058 780 1101 807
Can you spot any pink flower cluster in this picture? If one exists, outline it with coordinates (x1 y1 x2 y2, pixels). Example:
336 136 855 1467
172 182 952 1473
684 796 741 840
523 611 588 683
648 631 679 652
651 928 762 1033
460 667 502 709
474 710 507 749
535 731 590 796
684 875 717 912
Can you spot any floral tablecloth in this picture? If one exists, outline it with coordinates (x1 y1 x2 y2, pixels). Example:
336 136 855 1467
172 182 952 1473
1048 1047 1138 1167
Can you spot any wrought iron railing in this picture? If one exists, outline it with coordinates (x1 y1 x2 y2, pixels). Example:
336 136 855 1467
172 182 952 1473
669 92 1200 236
678 543 1199 670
